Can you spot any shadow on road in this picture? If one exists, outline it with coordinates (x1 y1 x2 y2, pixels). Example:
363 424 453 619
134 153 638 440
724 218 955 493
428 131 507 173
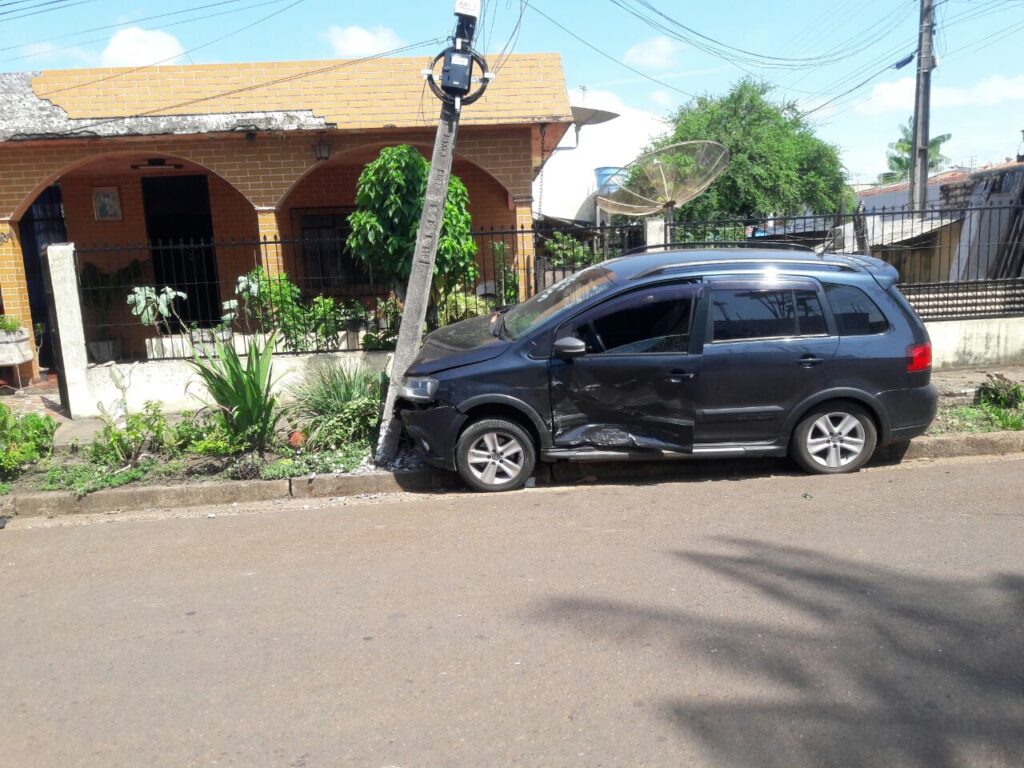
532 538 1024 767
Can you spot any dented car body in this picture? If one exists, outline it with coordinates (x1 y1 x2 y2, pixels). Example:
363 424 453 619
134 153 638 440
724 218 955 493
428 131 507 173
395 247 938 491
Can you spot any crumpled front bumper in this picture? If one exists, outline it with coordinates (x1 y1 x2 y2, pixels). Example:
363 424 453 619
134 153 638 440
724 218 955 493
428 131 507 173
397 402 468 471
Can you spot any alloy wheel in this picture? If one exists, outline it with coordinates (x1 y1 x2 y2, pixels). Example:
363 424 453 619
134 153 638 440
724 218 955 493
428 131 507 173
466 431 525 486
805 412 867 469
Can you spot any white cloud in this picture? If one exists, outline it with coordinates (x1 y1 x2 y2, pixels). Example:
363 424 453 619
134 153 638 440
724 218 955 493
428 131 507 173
100 28 185 67
855 74 1024 115
327 25 404 57
623 36 685 71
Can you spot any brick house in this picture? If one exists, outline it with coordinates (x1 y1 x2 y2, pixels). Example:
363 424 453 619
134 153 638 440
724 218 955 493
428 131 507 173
0 54 572 380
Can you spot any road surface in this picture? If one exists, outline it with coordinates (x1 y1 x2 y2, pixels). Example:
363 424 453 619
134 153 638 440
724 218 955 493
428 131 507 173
3 456 1023 767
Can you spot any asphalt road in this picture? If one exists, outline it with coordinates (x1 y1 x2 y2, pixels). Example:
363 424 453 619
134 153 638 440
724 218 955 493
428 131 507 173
3 456 1024 768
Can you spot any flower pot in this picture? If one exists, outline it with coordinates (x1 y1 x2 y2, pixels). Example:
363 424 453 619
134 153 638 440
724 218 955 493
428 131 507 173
87 338 121 364
0 328 33 366
145 335 191 360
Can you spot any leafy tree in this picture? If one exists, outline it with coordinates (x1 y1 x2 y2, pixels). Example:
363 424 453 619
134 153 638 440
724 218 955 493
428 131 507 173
347 144 478 299
879 117 951 184
658 79 851 218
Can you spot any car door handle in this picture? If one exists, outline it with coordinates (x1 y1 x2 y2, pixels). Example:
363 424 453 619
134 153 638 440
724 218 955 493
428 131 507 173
666 370 697 383
798 355 824 367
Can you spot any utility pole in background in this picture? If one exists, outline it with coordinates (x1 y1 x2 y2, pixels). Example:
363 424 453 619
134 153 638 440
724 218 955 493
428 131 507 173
908 0 935 211
376 0 492 463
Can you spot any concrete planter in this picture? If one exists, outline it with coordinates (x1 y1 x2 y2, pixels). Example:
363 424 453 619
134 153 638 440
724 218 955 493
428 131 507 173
0 328 33 366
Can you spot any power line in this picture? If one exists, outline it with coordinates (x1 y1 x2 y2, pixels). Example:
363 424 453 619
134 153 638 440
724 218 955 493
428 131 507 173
65 37 448 136
0 0 98 22
0 0 257 55
525 1 696 99
37 0 307 98
802 54 915 118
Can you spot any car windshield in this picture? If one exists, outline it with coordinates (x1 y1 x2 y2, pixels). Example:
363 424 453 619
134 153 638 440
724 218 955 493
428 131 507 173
502 266 616 339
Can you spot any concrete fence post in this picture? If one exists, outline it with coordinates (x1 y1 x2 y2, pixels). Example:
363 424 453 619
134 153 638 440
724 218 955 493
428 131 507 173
43 243 92 419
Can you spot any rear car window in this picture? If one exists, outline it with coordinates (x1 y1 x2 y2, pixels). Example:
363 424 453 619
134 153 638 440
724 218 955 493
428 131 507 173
825 284 888 335
712 289 795 341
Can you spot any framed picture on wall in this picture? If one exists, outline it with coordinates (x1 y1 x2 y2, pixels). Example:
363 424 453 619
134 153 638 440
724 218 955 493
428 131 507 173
92 187 122 222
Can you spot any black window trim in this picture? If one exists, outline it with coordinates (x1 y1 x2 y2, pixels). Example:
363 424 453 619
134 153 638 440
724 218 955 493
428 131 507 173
704 279 837 345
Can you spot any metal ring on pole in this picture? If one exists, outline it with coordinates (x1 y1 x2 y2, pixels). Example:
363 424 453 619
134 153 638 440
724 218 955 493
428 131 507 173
425 48 491 107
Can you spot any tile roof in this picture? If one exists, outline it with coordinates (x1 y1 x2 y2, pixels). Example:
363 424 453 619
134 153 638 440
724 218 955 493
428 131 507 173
25 53 572 132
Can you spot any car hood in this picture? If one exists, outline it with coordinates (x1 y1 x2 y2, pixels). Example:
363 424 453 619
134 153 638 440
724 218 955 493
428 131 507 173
404 315 512 375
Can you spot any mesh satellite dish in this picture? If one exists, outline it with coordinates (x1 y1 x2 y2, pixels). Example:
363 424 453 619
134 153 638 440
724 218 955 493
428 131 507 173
597 141 729 237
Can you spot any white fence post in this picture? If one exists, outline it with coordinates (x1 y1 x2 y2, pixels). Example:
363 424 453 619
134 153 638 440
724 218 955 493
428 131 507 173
44 243 92 419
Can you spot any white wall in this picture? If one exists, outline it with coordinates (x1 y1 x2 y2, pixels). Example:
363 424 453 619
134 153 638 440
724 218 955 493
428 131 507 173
536 89 669 222
82 352 393 419
928 317 1024 369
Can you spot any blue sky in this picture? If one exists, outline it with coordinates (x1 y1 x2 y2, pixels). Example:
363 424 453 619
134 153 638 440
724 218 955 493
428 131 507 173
5 0 1024 183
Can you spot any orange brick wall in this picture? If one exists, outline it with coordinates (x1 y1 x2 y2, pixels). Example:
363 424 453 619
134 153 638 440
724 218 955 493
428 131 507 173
0 125 545 378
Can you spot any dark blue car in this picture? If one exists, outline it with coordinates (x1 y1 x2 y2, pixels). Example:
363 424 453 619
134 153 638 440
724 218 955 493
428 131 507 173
396 247 938 492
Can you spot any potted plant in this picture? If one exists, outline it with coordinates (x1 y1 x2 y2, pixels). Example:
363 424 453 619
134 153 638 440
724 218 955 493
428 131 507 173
0 316 32 369
127 285 188 360
79 260 143 363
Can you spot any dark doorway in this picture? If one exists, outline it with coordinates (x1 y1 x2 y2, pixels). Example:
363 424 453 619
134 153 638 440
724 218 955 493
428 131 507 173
18 185 68 370
142 175 220 328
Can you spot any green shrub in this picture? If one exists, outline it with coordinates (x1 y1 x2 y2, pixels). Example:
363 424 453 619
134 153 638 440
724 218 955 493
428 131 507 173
437 290 494 326
0 405 58 479
544 232 592 269
189 333 281 457
170 412 241 457
289 361 383 450
289 364 382 450
976 374 1024 410
89 401 168 468
980 403 1024 431
0 316 22 333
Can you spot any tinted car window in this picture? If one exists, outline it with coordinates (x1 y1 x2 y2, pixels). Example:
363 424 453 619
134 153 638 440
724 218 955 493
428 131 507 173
712 289 795 341
795 290 827 335
826 284 888 335
589 297 693 354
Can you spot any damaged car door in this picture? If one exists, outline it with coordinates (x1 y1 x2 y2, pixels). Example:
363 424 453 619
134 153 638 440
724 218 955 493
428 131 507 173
549 282 700 453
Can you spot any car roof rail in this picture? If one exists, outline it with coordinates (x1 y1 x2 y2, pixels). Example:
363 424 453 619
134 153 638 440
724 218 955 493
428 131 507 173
631 258 858 280
622 240 817 257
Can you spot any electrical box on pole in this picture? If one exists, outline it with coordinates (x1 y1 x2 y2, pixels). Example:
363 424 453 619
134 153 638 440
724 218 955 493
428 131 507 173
375 0 492 464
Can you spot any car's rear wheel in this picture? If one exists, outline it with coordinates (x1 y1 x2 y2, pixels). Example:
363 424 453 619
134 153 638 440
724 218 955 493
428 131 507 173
455 418 536 492
791 403 877 474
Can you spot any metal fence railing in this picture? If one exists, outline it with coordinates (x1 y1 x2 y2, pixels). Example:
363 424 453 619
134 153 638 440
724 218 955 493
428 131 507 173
73 205 1024 362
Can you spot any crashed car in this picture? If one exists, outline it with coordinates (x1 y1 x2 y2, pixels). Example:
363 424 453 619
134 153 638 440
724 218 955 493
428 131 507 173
395 246 938 492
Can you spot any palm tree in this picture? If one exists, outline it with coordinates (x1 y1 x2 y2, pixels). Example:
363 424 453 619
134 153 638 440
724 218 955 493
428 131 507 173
878 117 951 184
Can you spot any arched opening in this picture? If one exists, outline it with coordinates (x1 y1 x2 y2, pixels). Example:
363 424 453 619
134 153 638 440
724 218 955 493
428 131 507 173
274 142 518 303
13 152 259 364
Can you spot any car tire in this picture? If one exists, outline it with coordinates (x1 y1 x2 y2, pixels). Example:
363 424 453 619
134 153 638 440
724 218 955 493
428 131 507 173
791 403 877 475
455 418 536 492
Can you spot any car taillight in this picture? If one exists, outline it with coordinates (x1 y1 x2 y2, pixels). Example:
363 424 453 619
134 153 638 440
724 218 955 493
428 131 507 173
907 342 931 373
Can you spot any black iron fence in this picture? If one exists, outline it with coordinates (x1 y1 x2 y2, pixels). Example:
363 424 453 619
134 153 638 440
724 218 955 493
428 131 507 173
73 205 1024 362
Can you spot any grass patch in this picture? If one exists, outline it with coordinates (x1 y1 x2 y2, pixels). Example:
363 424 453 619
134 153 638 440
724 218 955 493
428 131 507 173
260 441 372 480
928 404 1024 435
42 460 155 496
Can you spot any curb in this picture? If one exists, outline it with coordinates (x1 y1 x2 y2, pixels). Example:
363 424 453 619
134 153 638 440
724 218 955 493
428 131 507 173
2 432 1022 520
6 470 441 520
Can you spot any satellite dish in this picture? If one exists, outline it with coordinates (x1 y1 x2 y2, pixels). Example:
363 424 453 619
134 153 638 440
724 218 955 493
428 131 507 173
597 141 729 222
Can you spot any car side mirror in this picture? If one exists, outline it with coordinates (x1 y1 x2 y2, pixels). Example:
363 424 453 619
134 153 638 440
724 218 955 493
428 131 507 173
553 336 587 360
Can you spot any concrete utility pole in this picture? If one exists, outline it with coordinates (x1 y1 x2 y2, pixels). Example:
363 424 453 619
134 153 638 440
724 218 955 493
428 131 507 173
376 0 491 464
908 0 936 211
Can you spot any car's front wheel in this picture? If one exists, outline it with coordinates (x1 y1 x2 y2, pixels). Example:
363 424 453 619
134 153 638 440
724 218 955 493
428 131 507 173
455 418 536 492
791 403 877 474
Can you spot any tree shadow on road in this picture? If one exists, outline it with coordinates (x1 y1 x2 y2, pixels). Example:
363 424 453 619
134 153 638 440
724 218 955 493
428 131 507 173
531 538 1024 767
